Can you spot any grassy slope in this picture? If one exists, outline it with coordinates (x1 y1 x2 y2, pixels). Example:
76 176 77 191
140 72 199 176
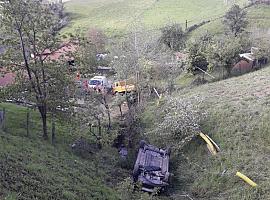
63 0 247 35
0 103 126 200
193 4 270 37
143 66 270 199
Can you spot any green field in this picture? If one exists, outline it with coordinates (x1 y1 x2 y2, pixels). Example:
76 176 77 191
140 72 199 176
63 0 248 35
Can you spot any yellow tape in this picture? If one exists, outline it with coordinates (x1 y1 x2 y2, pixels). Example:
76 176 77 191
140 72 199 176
199 132 217 155
236 172 257 187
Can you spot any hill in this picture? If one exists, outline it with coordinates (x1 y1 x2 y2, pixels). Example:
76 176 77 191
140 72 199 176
0 103 127 200
193 3 270 36
142 65 270 199
63 0 248 35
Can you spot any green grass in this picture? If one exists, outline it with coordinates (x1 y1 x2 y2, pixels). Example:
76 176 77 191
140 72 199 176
178 66 270 199
141 65 270 199
63 0 248 35
0 103 126 200
192 4 270 37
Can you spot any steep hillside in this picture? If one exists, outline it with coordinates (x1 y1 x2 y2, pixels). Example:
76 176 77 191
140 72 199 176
142 66 270 199
63 0 247 35
0 103 127 200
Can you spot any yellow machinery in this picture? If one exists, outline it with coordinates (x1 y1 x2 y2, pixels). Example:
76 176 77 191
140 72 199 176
112 80 136 94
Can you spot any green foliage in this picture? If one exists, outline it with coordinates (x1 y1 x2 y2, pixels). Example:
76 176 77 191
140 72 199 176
160 23 186 51
0 0 74 139
187 33 213 72
116 177 157 200
206 35 251 76
72 35 98 77
152 96 206 151
223 4 248 36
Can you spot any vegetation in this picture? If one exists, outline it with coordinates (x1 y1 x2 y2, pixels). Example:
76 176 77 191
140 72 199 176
160 23 186 51
223 4 248 36
63 0 248 35
0 0 72 140
1 0 270 199
142 65 270 199
0 103 124 200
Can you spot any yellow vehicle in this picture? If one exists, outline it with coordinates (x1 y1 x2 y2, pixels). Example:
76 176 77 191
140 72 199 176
113 80 136 94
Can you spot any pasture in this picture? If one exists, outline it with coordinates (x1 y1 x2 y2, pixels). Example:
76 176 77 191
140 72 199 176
63 0 248 35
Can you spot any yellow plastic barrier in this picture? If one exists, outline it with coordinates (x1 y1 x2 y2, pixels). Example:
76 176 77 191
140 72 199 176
199 133 217 155
205 134 221 152
236 172 257 187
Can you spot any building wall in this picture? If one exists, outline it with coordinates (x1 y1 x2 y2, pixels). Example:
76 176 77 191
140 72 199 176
232 60 253 76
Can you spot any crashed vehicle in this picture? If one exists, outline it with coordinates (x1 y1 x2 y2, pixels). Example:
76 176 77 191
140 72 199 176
133 140 171 192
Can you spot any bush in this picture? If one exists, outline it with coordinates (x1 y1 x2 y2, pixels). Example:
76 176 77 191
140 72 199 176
152 96 206 151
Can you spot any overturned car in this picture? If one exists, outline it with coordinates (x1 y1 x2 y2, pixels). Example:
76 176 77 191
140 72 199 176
133 140 171 193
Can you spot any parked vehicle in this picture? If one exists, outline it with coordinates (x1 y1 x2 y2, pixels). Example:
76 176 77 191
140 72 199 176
133 140 171 193
88 76 112 92
112 80 136 94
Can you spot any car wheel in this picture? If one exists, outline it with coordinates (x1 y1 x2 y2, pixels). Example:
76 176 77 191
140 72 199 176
165 147 171 156
139 140 147 149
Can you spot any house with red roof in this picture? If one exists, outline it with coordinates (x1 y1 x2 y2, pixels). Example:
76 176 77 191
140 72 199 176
0 42 77 88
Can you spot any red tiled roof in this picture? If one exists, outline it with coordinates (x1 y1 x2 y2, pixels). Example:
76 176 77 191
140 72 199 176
44 43 76 61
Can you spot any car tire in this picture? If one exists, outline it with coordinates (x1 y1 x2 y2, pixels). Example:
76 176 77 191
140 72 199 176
165 147 171 156
139 140 147 149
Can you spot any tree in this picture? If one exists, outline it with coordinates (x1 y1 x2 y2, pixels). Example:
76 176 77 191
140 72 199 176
187 33 213 73
72 36 98 77
76 92 115 148
160 23 186 51
0 0 72 140
112 94 126 119
252 38 270 67
153 97 206 151
206 35 251 77
223 4 248 37
110 27 183 100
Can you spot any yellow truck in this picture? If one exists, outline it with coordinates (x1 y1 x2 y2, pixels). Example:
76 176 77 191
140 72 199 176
112 80 136 94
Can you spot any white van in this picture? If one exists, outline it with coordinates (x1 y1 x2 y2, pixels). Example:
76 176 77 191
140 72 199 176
88 76 111 91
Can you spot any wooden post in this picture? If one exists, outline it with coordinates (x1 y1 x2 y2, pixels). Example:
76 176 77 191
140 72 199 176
186 20 188 30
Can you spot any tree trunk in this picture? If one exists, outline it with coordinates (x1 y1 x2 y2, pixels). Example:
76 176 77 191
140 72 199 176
119 105 123 119
103 95 111 131
38 105 48 140
97 118 102 149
